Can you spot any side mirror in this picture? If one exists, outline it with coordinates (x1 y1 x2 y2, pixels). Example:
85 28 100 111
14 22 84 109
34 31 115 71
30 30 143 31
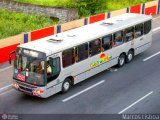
9 51 15 65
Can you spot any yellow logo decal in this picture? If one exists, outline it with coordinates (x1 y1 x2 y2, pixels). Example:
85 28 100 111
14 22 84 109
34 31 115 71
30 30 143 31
90 53 112 68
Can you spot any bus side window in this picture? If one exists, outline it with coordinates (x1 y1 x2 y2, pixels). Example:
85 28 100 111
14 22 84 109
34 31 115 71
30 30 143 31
89 39 101 56
113 31 124 46
144 20 151 35
124 27 134 42
47 57 61 83
102 34 112 51
62 48 75 68
135 23 144 38
75 43 88 62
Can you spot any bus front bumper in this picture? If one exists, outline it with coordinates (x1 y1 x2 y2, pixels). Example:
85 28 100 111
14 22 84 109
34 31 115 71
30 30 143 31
13 80 48 98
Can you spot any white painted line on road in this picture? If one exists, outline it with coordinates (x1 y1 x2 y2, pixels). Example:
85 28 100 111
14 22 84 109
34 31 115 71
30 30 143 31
0 89 14 96
143 51 160 61
153 27 160 32
62 80 105 102
0 66 13 73
118 91 153 114
0 84 12 93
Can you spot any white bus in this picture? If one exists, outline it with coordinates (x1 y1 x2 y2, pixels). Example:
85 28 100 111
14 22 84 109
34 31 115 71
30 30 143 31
10 13 152 98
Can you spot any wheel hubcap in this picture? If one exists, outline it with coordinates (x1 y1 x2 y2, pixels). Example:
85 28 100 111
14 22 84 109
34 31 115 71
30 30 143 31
120 57 125 65
64 82 69 90
128 53 133 61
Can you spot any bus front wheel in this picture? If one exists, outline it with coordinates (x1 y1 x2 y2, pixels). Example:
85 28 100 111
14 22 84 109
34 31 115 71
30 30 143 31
118 54 125 67
62 78 71 93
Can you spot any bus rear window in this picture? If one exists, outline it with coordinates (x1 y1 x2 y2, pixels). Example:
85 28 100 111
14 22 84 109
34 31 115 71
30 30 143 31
62 48 75 68
144 20 151 35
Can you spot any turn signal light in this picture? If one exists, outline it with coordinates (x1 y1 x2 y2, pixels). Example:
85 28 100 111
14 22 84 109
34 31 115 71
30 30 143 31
13 83 19 89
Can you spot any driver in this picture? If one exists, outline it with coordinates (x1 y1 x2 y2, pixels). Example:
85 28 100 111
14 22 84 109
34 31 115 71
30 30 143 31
47 61 52 74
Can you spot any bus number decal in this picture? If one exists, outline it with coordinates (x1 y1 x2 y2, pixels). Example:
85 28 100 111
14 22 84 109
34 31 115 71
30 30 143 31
17 74 26 81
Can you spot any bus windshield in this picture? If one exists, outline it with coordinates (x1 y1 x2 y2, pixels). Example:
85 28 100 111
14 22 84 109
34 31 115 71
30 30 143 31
13 54 46 86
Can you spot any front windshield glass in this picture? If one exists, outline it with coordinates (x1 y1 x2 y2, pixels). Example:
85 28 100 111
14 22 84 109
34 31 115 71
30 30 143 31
14 54 45 86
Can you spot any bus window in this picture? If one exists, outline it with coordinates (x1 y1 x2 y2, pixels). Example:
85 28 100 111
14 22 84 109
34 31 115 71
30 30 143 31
89 39 101 56
62 48 75 68
113 31 124 46
144 20 151 35
102 35 112 51
75 43 88 62
135 23 144 38
124 27 134 42
47 57 61 83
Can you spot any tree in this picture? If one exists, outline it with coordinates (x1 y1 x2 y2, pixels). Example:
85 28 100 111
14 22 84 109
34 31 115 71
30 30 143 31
73 0 107 17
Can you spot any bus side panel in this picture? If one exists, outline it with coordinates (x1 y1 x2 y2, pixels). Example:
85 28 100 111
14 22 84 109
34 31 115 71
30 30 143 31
73 60 88 84
86 54 103 79
60 59 89 85
134 32 152 55
46 81 57 97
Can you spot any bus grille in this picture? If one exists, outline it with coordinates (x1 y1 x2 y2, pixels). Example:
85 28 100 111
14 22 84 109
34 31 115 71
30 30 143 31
16 80 36 94
19 86 32 93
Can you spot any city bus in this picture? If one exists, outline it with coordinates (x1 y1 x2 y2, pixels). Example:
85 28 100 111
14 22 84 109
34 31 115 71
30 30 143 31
10 13 152 98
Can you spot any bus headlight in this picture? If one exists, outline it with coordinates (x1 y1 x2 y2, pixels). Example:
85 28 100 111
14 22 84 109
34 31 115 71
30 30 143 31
33 89 44 95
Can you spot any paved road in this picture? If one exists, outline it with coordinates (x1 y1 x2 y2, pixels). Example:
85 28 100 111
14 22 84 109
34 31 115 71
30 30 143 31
0 16 160 116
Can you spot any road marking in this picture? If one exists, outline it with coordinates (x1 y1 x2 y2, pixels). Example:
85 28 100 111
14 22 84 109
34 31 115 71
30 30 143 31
153 27 160 32
0 66 13 73
0 84 12 93
118 91 153 114
143 51 160 61
0 89 14 96
62 80 105 102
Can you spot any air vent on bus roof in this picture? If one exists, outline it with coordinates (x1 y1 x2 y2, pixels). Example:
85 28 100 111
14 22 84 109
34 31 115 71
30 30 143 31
67 34 76 37
116 19 123 22
47 37 63 43
100 22 114 26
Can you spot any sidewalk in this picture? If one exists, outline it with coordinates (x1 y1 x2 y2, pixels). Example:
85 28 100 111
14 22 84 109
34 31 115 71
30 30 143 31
0 62 13 93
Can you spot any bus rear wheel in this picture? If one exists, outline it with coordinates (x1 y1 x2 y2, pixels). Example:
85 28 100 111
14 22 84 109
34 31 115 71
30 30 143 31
118 54 125 67
62 78 71 93
126 50 134 63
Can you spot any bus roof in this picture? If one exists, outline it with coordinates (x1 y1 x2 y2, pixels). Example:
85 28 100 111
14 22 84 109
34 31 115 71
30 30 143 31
19 13 152 56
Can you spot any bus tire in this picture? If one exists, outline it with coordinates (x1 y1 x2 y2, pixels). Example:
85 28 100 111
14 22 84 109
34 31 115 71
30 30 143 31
126 50 134 63
62 78 71 93
118 54 125 67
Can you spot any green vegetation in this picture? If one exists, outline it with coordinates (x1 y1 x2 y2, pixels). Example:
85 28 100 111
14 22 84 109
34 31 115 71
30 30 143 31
106 0 153 11
15 0 73 8
16 0 153 17
0 9 58 39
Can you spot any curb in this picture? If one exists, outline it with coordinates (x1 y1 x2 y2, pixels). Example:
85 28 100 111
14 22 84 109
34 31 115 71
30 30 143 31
0 84 12 94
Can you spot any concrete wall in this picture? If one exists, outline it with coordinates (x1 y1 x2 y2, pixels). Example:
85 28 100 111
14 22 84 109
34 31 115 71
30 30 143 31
0 0 78 22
